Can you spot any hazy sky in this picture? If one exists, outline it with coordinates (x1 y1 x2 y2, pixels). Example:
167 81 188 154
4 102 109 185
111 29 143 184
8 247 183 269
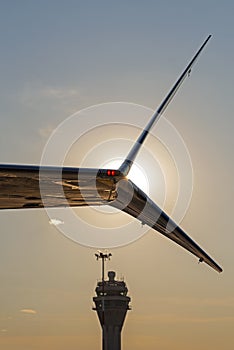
0 1 234 349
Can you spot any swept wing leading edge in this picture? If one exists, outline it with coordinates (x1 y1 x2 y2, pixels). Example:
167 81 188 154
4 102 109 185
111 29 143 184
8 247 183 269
0 35 222 273
119 35 212 176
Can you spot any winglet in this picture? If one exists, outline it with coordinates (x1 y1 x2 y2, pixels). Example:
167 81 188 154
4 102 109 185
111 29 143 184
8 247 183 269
119 35 212 176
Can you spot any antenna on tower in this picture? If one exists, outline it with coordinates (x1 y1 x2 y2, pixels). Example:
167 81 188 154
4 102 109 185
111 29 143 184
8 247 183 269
95 251 112 284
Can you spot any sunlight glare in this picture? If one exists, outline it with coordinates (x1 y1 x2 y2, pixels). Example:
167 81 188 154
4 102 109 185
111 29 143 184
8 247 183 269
103 159 149 194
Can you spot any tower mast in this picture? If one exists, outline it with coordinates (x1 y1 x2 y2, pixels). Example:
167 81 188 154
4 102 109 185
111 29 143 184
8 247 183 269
95 252 112 284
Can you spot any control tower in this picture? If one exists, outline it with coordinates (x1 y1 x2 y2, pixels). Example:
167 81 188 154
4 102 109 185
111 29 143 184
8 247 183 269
93 252 131 350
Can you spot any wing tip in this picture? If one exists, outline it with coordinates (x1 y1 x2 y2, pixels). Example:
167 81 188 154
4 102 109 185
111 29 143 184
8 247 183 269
199 257 223 273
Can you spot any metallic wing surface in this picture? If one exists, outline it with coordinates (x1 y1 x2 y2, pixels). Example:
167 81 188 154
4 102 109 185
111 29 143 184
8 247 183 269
110 179 222 273
0 164 122 209
0 35 222 273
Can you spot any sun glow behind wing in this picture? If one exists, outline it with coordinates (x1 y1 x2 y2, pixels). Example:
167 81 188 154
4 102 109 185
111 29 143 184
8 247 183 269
103 159 149 195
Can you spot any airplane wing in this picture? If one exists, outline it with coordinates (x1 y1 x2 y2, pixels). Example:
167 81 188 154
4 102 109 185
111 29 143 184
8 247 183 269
0 163 222 272
0 164 121 209
110 179 223 273
119 35 212 175
0 35 222 273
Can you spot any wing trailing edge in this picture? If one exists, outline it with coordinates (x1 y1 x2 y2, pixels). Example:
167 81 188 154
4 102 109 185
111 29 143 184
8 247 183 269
110 178 222 273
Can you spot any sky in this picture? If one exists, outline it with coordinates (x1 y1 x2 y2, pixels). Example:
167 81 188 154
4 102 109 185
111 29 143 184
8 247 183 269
0 1 234 349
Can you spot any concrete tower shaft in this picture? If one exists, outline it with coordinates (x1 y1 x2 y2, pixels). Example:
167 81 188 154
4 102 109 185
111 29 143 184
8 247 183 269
93 271 131 350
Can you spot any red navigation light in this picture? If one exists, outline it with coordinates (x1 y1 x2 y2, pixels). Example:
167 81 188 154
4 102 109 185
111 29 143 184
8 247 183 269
107 170 116 176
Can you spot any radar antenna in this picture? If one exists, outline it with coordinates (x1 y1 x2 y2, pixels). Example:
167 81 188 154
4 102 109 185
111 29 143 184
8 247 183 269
95 251 112 284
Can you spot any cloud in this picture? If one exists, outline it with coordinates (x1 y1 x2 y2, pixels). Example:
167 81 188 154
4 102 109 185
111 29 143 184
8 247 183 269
38 124 55 139
20 309 37 315
49 218 64 226
145 296 234 308
0 329 7 337
19 83 86 124
133 313 234 325
20 84 82 107
40 87 80 99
